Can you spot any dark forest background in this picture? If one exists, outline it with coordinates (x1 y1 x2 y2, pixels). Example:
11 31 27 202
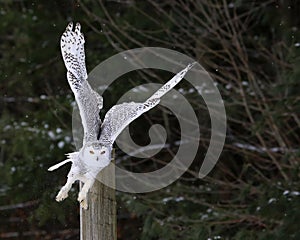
0 0 299 239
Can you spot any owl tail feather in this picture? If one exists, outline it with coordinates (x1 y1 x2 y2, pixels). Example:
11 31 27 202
48 159 72 171
48 151 79 171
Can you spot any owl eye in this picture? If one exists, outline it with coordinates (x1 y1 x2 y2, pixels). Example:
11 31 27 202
89 150 95 154
101 151 106 155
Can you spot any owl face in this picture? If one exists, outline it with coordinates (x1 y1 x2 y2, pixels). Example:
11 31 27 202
80 143 111 168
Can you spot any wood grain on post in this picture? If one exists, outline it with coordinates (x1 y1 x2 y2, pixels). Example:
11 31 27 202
80 151 116 240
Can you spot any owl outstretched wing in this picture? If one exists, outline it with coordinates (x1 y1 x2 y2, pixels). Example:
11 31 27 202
61 22 103 144
98 63 195 146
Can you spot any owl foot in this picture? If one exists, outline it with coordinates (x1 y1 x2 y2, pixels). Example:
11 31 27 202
56 188 69 202
78 191 88 210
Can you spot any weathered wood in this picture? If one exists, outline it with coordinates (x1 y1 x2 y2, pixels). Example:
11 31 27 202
80 152 116 240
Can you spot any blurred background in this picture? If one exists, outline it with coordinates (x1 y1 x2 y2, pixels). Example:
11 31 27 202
0 0 299 239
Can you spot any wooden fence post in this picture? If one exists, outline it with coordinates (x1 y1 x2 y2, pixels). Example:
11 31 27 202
80 151 116 240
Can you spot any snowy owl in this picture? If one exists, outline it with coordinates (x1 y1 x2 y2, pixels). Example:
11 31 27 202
48 22 195 209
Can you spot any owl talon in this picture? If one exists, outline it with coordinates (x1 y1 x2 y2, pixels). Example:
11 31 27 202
80 199 88 210
78 193 88 209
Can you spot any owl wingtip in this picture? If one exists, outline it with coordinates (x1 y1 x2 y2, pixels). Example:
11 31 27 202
187 62 197 70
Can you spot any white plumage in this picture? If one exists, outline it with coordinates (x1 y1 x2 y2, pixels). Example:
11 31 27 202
48 22 195 209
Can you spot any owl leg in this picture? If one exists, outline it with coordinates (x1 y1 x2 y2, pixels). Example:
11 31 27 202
78 178 95 210
56 175 76 202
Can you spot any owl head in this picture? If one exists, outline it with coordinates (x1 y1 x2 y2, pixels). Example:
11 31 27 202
80 141 111 168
